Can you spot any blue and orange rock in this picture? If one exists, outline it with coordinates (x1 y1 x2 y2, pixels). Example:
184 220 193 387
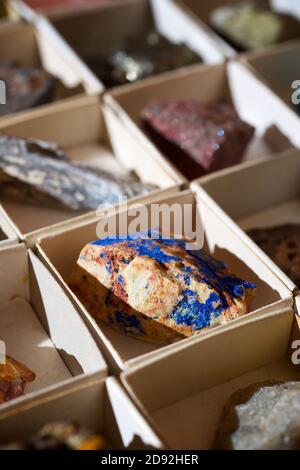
69 232 256 344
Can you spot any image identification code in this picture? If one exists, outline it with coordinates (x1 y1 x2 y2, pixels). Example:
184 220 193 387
100 454 199 466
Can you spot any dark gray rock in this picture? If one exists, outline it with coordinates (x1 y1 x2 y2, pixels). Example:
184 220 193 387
0 134 155 211
215 381 300 450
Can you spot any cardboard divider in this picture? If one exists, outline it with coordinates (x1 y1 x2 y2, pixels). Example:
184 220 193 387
36 187 292 373
0 243 107 413
103 62 293 185
164 0 235 58
239 41 300 130
228 60 300 148
192 148 300 292
150 0 226 64
0 20 93 124
121 307 299 449
0 205 20 249
0 376 164 450
0 95 181 243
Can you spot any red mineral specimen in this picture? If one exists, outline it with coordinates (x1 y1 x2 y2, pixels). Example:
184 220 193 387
141 100 255 180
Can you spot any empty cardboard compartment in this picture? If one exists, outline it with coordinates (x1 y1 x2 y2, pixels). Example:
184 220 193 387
239 41 300 130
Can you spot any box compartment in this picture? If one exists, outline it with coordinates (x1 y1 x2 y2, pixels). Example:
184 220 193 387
0 20 92 123
176 0 300 57
192 148 300 292
122 306 300 449
48 0 224 91
0 95 181 245
0 375 164 450
0 243 107 413
104 62 293 183
36 187 292 373
240 41 300 127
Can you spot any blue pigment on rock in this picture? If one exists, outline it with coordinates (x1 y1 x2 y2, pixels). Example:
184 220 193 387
171 291 222 330
114 311 145 336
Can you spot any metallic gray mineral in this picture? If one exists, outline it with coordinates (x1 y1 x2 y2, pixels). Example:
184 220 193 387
214 381 300 450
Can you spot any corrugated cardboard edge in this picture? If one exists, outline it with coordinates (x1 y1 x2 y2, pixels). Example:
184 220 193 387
0 206 21 249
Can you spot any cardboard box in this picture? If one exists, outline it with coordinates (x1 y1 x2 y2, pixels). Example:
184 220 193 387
0 375 164 450
35 187 292 373
192 148 300 293
121 305 300 449
0 242 107 413
0 95 181 246
47 0 225 92
103 62 293 183
0 205 20 249
0 19 97 124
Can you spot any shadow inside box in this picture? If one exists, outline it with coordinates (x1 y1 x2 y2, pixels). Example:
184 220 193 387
212 246 280 312
98 320 162 361
56 349 84 377
0 228 6 241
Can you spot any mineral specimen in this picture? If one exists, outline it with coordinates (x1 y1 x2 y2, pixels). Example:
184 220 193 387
248 224 300 287
85 31 200 87
211 1 300 51
69 231 256 344
1 422 111 450
0 134 155 211
141 101 255 180
215 381 300 450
